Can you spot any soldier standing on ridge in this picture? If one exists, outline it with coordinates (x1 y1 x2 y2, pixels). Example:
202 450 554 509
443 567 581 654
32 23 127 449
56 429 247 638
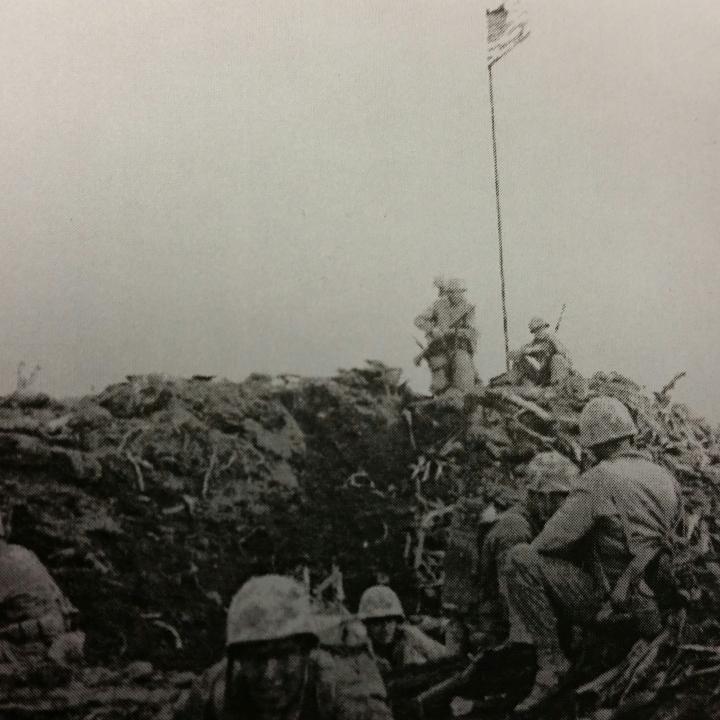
414 278 478 394
176 574 393 720
502 397 680 715
510 316 571 387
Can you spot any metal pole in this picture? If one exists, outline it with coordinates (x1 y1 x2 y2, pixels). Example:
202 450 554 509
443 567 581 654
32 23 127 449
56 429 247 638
488 62 510 371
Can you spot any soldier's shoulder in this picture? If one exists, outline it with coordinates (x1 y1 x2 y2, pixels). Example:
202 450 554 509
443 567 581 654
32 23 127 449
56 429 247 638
311 642 391 718
573 467 607 493
603 450 669 476
400 622 439 646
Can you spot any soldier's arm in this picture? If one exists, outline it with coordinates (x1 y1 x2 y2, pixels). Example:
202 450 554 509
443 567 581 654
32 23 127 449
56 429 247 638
414 303 439 334
548 334 570 359
514 340 536 358
532 483 597 554
405 624 449 663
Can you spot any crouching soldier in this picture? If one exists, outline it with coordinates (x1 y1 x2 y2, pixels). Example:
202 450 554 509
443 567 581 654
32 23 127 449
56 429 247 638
509 316 571 387
0 509 84 675
503 397 680 715
476 451 579 648
177 574 393 719
358 586 448 677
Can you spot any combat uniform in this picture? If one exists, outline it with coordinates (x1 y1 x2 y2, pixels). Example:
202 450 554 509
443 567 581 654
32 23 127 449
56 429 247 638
511 317 571 387
0 542 83 671
477 504 535 644
180 646 392 720
176 575 393 720
414 280 478 394
477 452 579 646
372 623 448 674
504 448 679 707
358 585 448 676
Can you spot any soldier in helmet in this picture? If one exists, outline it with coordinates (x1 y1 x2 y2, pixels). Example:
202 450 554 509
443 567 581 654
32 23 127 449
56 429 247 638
509 316 571 387
475 451 579 648
414 277 478 394
177 574 392 719
502 397 680 715
358 585 448 676
0 507 84 674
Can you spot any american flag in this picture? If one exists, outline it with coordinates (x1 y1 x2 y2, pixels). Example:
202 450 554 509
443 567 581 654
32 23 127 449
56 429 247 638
487 1 530 67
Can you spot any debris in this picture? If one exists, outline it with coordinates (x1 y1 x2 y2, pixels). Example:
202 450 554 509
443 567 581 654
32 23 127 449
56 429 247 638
151 621 183 651
201 447 217 499
0 360 718 720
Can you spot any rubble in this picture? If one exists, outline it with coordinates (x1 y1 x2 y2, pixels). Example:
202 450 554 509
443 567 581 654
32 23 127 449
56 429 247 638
0 361 718 719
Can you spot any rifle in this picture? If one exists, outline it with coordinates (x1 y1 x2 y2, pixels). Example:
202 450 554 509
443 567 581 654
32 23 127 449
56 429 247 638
413 337 426 367
411 649 487 716
555 303 566 333
413 304 475 367
385 655 466 700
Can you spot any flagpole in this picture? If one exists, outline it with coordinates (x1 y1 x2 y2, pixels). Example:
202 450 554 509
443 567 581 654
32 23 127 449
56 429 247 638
488 61 510 371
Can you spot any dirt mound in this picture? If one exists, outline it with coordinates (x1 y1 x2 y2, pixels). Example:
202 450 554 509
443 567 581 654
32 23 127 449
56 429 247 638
1 363 719 719
0 364 415 673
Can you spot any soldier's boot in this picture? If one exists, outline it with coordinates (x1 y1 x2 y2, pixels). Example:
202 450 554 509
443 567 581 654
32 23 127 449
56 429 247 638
513 653 570 716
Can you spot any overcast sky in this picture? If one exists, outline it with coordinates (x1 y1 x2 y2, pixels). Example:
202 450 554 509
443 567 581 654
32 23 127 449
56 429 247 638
2 1 719 419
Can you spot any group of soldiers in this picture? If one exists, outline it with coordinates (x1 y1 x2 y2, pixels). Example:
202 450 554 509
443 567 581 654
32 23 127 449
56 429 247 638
0 288 682 718
172 394 678 717
414 277 571 393
176 395 679 718
0 394 681 718
468 395 679 713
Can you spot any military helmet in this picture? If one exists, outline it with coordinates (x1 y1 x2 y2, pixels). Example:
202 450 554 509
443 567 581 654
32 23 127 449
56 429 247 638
528 316 550 333
525 451 579 494
579 396 638 448
444 278 467 293
226 575 318 647
357 585 405 621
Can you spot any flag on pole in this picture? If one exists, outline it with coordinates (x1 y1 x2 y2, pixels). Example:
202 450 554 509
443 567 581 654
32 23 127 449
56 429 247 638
487 1 529 67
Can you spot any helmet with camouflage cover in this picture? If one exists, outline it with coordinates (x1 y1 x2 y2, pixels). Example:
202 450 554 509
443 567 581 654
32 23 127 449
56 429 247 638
444 278 467 293
579 396 638 448
357 585 405 621
525 451 579 494
528 316 550 333
226 575 318 646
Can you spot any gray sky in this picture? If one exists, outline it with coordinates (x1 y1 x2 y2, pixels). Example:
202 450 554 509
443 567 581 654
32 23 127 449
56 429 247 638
2 1 719 419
